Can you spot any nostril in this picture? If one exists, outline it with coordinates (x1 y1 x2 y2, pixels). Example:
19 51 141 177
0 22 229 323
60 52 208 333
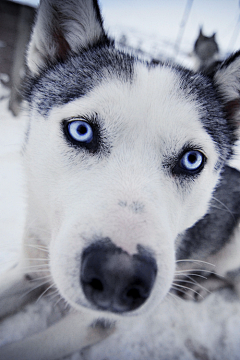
88 278 104 292
123 280 151 306
125 287 142 301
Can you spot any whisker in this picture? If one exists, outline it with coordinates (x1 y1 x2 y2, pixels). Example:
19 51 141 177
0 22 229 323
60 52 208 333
26 219 50 233
175 268 215 274
170 285 195 300
29 275 52 282
175 268 226 280
46 287 69 310
174 277 210 294
37 283 55 303
26 244 49 253
166 290 180 302
184 274 207 281
186 275 211 293
52 293 65 308
47 289 59 299
174 279 202 287
20 280 50 300
21 264 49 270
211 196 235 219
210 205 231 212
175 272 208 279
26 258 48 261
64 300 70 310
56 300 70 312
176 259 215 267
171 283 204 299
23 269 50 274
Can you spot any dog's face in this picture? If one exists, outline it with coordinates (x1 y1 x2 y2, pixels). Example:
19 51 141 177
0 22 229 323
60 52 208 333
194 28 219 61
24 0 239 318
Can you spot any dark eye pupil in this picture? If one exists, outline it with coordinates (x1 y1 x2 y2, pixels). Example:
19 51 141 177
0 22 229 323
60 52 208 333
188 154 197 164
78 125 87 135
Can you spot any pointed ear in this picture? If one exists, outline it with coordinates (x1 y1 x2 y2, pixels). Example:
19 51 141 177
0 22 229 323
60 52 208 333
211 32 216 39
27 0 108 75
213 51 240 130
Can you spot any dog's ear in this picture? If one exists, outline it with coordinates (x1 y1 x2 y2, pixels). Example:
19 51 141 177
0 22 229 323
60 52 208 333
27 0 108 75
213 51 240 129
211 32 216 40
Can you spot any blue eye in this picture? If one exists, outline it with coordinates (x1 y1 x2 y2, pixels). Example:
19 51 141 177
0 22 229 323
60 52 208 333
68 120 93 143
180 150 204 172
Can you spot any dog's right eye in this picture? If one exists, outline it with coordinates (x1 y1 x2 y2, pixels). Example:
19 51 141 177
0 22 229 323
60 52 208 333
171 148 206 177
63 118 102 154
180 150 204 172
67 120 93 143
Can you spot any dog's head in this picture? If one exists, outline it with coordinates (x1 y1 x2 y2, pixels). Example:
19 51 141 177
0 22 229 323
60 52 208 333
24 0 240 318
194 27 219 61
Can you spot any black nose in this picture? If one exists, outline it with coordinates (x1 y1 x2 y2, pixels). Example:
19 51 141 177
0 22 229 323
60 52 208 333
80 240 157 313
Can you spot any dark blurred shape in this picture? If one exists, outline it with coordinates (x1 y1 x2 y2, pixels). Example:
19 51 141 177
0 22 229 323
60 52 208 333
0 0 35 115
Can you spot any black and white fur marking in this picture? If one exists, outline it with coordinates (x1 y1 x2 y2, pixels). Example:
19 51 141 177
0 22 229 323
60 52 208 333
0 0 240 359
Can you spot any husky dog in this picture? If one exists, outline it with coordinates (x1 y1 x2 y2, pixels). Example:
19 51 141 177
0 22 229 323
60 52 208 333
192 27 220 75
0 0 240 359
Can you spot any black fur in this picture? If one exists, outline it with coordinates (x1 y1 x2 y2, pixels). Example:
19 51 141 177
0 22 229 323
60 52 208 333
177 166 240 260
25 45 134 117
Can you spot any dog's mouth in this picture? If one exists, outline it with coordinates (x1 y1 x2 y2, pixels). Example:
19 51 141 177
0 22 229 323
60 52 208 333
80 239 157 314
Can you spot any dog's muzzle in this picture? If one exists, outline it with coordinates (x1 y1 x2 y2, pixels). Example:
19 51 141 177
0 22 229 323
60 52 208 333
80 240 157 313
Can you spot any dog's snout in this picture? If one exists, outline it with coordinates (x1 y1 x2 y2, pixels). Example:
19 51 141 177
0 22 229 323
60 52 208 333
80 241 157 313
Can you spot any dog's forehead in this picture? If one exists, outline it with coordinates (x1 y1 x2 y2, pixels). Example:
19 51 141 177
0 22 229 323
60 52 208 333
27 46 232 162
55 63 204 136
27 46 134 116
45 59 213 144
27 47 206 117
27 47 219 126
93 64 200 126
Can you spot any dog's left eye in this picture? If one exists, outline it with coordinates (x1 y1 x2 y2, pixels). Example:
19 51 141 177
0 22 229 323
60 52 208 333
180 150 205 172
67 120 93 143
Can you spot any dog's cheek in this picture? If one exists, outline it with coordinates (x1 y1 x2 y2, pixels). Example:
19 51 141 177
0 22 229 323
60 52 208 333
175 166 221 234
49 231 89 309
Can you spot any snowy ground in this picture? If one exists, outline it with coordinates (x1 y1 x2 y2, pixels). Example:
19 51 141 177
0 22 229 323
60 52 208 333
0 84 26 273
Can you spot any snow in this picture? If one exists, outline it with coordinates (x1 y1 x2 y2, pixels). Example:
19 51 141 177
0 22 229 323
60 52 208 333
0 83 26 273
8 0 240 68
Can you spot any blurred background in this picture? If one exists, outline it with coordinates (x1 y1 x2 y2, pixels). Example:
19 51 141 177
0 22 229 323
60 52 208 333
1 0 240 115
101 0 240 65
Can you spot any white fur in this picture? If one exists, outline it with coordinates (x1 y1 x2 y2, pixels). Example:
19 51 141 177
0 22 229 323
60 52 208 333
24 66 220 316
0 0 240 359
